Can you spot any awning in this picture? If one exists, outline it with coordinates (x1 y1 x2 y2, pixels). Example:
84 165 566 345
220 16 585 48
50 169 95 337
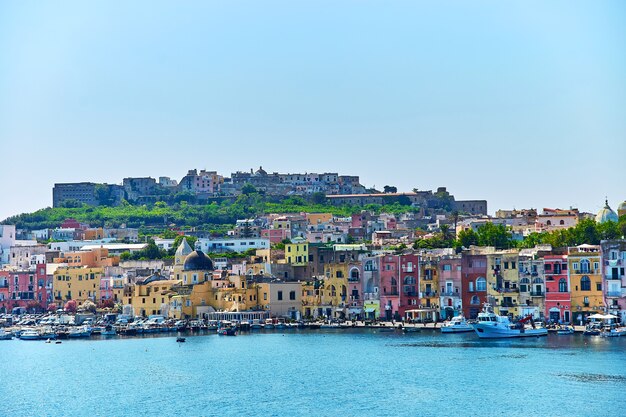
364 308 376 313
349 308 363 313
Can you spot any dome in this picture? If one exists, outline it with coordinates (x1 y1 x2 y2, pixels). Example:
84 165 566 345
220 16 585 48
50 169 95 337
618 200 626 216
183 250 214 271
595 199 619 224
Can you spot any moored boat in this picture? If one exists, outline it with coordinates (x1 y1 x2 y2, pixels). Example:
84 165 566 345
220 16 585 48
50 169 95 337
68 326 92 338
472 304 548 339
20 329 41 340
440 316 474 333
0 329 13 340
557 326 575 335
264 318 275 330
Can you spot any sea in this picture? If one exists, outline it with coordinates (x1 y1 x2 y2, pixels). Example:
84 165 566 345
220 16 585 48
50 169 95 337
1 329 625 417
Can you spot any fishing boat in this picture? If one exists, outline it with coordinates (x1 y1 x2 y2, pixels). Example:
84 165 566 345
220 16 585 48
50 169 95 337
472 304 548 339
0 329 13 340
20 329 41 340
275 318 287 330
217 325 237 336
557 326 575 335
264 318 275 330
68 326 92 338
440 316 474 333
101 324 116 336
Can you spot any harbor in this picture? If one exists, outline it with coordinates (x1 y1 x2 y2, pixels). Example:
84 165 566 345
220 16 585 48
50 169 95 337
1 323 625 417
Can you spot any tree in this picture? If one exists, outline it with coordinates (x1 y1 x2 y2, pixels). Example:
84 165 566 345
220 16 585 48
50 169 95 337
27 301 43 313
99 299 115 309
80 300 97 313
383 185 397 194
241 183 257 195
476 223 513 249
311 192 327 205
47 303 59 312
457 229 479 248
64 300 77 313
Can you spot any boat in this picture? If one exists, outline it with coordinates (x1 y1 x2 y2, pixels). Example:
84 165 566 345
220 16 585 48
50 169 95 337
217 326 237 336
402 326 420 333
377 327 395 332
206 320 219 331
557 326 575 335
68 326 92 338
0 329 13 340
472 304 548 339
101 324 116 336
176 337 186 343
264 318 275 330
440 316 474 333
20 329 41 340
275 318 287 330
40 327 57 340
250 319 264 330
583 323 602 336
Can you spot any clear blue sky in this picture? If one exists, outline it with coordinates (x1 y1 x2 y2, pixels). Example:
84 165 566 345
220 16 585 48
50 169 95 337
1 1 624 221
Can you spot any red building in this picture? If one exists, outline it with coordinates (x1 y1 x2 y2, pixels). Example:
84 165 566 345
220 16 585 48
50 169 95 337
544 254 571 323
461 252 488 319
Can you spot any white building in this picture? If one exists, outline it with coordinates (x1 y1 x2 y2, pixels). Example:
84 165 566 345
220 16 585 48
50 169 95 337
197 238 270 253
0 225 16 265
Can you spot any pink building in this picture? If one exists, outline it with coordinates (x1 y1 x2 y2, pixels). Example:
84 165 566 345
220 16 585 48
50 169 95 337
261 228 287 244
0 262 49 313
438 255 463 319
380 254 400 320
544 254 571 323
398 254 419 317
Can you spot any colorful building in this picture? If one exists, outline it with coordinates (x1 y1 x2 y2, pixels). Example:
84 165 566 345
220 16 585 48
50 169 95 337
568 245 604 324
544 254 571 323
53 266 104 307
461 250 488 319
438 255 462 319
601 240 626 322
380 254 400 320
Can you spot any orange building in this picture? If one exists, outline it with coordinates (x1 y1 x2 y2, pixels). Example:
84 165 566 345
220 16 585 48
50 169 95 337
53 248 119 268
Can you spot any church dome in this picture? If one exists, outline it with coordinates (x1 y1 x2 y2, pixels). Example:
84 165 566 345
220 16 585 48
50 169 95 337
618 200 626 216
183 250 214 271
595 199 619 224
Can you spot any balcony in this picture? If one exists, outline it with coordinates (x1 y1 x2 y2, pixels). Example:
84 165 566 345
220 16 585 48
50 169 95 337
363 293 379 300
500 301 515 307
0 283 8 288
607 291 622 297
422 291 438 297
530 291 544 297
441 291 458 297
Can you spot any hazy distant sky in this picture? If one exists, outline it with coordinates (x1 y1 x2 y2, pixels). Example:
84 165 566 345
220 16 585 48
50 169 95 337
1 1 624 221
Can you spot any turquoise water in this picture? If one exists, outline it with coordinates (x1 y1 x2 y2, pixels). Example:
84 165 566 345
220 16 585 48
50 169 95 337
1 330 625 417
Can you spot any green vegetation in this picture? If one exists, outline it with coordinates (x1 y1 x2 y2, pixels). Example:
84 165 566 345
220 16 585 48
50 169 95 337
2 193 420 231
415 217 626 251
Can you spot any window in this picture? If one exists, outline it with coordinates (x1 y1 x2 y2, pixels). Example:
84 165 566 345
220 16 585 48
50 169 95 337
559 278 568 292
403 276 416 285
580 276 591 291
476 277 486 291
559 220 565 225
469 282 474 292
593 262 599 272
596 282 602 291
443 264 451 271
289 291 296 300
471 295 480 305
504 262 509 269
511 262 516 269
580 260 590 273
277 291 283 301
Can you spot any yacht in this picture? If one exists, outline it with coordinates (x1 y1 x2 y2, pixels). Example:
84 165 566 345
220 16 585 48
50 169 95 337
440 316 474 333
472 304 548 339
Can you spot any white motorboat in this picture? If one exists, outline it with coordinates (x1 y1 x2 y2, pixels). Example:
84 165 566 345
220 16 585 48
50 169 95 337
0 329 14 340
441 316 474 333
101 324 116 336
472 304 548 339
250 319 264 330
20 329 41 340
264 318 275 330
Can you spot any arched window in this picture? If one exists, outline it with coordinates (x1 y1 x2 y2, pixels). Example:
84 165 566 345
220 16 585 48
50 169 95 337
476 277 487 291
404 276 416 285
580 276 591 291
519 278 530 292
559 220 565 225
391 278 398 294
331 285 337 296
471 295 480 305
350 268 360 281
558 278 567 292
580 259 590 273
546 220 552 226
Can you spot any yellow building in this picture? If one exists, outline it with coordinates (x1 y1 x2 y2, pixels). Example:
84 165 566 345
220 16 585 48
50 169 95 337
285 237 309 266
306 213 333 226
485 249 520 316
568 245 604 321
324 262 349 318
127 277 180 317
419 256 440 318
53 266 103 306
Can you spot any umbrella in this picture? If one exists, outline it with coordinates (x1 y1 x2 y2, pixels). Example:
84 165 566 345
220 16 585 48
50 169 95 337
602 314 618 319
588 313 605 320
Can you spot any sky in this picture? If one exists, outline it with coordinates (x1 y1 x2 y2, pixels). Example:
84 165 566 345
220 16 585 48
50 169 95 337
0 1 624 221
